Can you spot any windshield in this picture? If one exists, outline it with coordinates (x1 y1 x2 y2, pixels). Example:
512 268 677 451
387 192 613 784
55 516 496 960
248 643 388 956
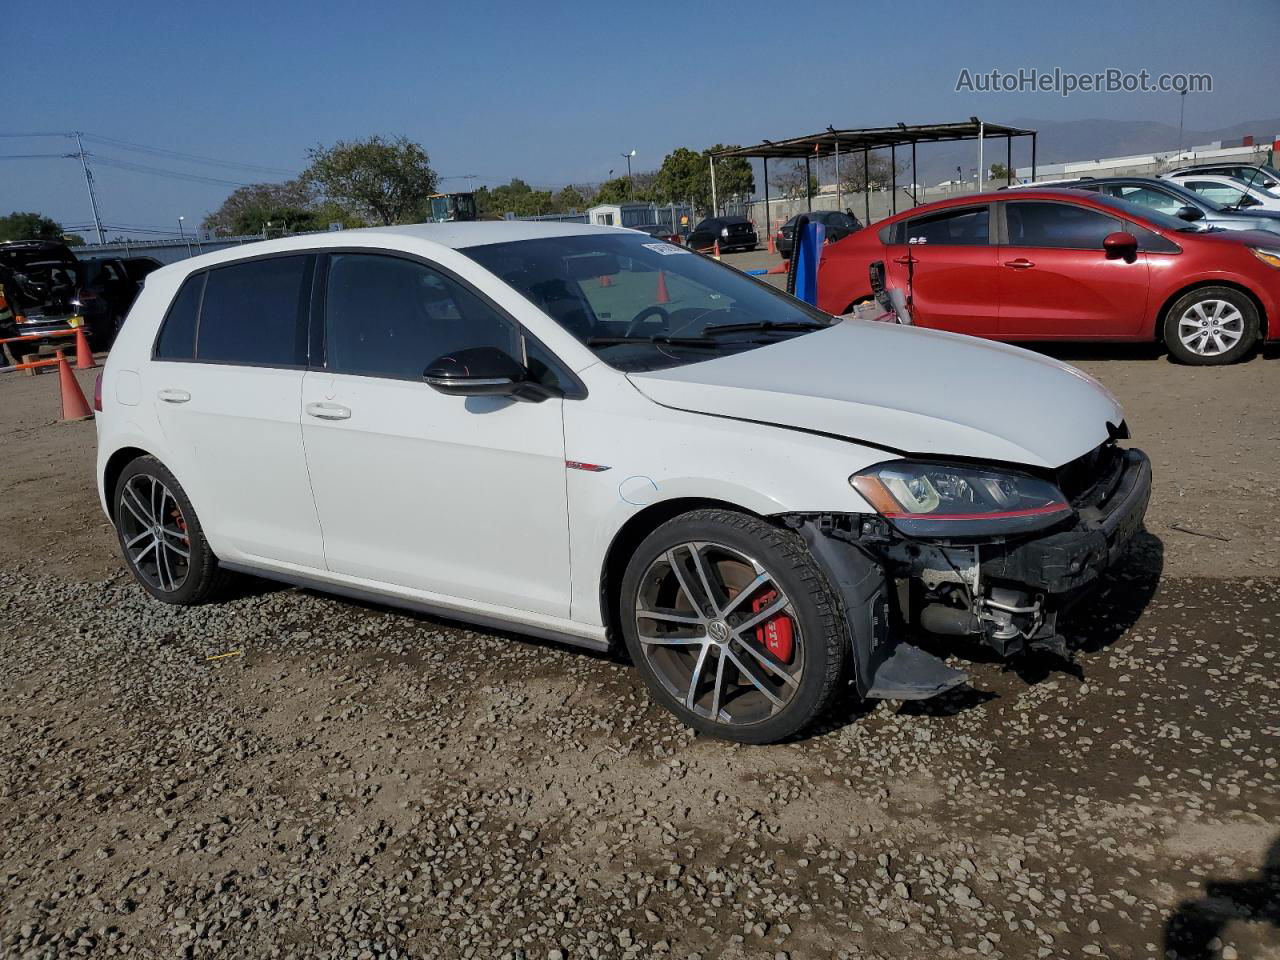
463 233 833 373
1156 179 1226 212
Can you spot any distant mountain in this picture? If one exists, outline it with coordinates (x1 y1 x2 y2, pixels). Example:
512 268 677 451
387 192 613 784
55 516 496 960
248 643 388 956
912 116 1280 184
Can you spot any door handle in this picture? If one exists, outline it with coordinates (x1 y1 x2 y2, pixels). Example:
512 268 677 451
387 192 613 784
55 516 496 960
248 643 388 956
305 401 351 421
892 255 916 265
1003 258 1035 269
157 388 190 404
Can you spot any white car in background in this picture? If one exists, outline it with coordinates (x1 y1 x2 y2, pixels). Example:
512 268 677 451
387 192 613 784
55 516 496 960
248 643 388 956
95 223 1151 743
1162 172 1280 212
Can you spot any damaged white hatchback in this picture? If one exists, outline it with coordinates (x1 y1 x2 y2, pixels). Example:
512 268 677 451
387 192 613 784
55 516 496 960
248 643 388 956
95 222 1152 743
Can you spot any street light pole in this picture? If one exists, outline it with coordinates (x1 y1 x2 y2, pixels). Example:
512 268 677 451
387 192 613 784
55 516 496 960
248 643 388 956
177 216 186 242
622 150 636 200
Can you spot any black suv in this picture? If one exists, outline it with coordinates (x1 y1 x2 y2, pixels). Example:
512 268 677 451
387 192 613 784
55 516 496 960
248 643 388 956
686 216 758 253
77 256 162 348
0 241 84 363
775 210 862 259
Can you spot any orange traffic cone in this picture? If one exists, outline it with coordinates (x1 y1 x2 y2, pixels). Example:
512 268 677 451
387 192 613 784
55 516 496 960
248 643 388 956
74 324 96 369
56 350 93 421
656 270 670 304
712 240 721 260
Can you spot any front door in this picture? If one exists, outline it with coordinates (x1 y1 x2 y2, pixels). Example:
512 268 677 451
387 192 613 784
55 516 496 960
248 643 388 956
148 254 326 569
884 203 999 336
299 252 572 617
997 200 1150 339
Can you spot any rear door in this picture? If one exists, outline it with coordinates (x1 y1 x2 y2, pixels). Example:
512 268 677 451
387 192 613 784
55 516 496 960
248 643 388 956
148 254 326 568
883 204 998 335
997 199 1150 339
299 251 573 616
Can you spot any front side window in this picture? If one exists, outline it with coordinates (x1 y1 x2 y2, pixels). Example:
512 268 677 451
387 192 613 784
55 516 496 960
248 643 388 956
196 255 310 366
1105 185 1183 216
463 233 832 373
903 206 990 245
323 253 520 380
1003 201 1120 249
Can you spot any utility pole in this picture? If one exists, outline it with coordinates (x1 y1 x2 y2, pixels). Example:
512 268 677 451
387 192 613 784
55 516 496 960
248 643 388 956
709 154 718 216
976 118 985 191
1176 90 1188 157
72 132 105 244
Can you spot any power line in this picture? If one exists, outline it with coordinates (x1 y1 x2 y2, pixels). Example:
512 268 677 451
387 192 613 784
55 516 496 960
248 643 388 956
90 154 254 188
80 133 298 177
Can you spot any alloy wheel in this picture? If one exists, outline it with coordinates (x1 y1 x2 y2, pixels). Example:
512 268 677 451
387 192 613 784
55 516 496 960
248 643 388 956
118 474 191 593
1178 299 1245 357
633 541 803 726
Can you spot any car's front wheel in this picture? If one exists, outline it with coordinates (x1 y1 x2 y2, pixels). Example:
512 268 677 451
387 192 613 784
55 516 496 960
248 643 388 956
113 456 228 604
1162 286 1259 365
619 509 848 744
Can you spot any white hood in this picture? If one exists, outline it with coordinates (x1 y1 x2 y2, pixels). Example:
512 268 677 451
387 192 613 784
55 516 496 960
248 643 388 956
627 320 1123 469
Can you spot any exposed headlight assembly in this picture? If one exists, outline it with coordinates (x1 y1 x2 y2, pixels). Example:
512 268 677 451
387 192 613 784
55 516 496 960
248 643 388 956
850 461 1071 537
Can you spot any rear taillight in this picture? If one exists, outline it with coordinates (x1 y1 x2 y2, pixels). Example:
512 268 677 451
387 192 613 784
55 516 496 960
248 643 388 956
93 373 103 412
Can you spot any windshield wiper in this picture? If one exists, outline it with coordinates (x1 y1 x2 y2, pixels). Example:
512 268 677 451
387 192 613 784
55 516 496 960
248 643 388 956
585 335 723 347
700 320 830 336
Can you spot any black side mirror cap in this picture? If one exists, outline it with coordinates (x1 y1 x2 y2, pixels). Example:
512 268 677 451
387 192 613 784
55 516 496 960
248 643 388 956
1174 204 1205 222
423 346 559 402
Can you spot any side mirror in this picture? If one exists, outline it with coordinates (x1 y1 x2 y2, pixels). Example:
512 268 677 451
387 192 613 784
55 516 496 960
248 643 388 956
1174 204 1204 222
1103 231 1139 262
423 346 558 403
1237 194 1260 208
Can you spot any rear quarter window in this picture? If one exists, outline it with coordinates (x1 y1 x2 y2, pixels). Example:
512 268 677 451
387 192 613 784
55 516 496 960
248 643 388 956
153 273 204 360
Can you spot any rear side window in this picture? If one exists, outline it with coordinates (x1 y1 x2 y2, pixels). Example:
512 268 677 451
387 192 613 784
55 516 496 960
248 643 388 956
154 273 204 360
904 206 990 245
196 255 310 366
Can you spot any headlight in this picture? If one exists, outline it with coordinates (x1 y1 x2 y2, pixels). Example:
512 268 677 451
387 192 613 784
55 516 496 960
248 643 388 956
1250 247 1280 269
850 461 1071 537
720 227 729 238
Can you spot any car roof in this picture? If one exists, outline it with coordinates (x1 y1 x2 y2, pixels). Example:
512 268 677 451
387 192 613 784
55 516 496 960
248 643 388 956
874 187 1109 223
141 221 639 278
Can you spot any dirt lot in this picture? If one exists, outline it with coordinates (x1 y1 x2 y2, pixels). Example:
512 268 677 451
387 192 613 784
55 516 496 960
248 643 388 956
1 347 1278 960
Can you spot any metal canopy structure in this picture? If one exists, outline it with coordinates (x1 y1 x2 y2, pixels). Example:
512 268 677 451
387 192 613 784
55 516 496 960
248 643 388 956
711 120 1038 240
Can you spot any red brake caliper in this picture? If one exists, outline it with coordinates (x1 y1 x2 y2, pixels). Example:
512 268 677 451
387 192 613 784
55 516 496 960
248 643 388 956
752 589 794 663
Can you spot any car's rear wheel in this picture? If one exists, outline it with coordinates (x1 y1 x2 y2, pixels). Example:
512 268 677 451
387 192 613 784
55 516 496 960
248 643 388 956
1162 286 1259 365
619 509 847 744
114 456 228 605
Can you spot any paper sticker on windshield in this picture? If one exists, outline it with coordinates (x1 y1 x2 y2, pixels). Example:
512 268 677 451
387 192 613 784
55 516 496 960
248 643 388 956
642 242 690 255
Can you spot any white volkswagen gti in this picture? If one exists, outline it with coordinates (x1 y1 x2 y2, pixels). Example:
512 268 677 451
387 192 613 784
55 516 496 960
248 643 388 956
95 222 1151 743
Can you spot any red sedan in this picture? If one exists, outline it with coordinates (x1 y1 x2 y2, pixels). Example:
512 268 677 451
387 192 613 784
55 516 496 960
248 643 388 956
817 188 1280 364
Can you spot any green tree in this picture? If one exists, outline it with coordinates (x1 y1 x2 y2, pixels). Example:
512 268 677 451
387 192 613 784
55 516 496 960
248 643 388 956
553 185 587 212
592 176 635 205
989 162 1012 182
837 151 905 194
475 179 557 218
0 212 64 242
303 136 437 226
651 146 755 212
202 179 315 236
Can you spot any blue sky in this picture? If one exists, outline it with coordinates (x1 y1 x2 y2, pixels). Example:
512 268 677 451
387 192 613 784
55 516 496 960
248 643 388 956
4 0 1277 237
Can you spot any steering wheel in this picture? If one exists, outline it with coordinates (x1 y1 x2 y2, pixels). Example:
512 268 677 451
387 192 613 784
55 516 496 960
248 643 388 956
623 305 670 338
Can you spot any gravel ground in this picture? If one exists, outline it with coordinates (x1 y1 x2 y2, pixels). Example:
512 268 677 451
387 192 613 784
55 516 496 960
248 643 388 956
1 354 1278 959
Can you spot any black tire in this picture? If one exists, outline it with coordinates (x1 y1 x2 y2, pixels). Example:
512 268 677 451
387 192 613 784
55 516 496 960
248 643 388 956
113 455 230 605
619 508 848 744
1162 286 1260 365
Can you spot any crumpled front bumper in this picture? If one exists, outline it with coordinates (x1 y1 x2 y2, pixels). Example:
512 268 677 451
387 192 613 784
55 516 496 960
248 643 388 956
786 447 1153 699
980 447 1151 597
